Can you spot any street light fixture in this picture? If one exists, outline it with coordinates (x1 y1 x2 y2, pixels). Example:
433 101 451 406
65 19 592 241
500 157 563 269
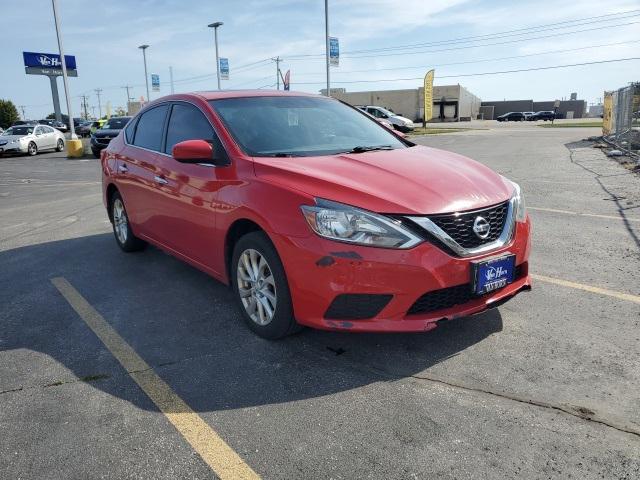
207 22 223 90
138 44 150 102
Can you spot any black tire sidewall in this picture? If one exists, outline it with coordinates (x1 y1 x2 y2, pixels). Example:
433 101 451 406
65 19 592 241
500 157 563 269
231 231 298 339
56 139 64 151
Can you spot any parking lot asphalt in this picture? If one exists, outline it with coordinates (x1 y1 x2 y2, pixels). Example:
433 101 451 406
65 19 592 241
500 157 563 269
1 124 639 479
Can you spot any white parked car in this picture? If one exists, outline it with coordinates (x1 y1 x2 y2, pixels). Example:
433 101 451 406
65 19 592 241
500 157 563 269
0 124 65 156
357 105 415 132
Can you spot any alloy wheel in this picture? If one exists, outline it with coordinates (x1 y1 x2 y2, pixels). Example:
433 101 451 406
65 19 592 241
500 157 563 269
112 198 128 245
236 248 277 326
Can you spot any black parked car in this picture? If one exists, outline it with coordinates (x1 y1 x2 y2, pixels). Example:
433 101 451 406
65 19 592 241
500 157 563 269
496 112 525 122
76 120 94 138
532 111 556 121
90 117 131 158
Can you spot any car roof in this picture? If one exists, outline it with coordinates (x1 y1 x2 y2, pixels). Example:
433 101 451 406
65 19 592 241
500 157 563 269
144 90 321 104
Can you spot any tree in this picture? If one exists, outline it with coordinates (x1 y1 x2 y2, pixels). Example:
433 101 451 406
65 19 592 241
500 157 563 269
0 99 20 129
114 106 127 117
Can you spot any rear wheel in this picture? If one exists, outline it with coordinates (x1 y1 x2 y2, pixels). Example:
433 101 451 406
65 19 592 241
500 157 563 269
110 191 146 252
231 231 301 339
56 139 64 152
27 142 37 156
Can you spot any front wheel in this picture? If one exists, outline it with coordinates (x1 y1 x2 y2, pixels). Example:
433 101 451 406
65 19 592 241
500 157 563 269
110 191 146 252
56 139 64 152
231 231 301 339
27 142 37 156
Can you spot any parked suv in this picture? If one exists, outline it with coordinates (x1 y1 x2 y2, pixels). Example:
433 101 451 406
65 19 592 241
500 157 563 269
91 117 131 157
532 111 556 121
357 105 415 132
101 91 531 339
496 112 525 122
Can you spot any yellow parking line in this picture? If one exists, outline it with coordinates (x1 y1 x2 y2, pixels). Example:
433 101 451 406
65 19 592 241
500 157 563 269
528 206 640 223
51 277 260 480
531 274 640 304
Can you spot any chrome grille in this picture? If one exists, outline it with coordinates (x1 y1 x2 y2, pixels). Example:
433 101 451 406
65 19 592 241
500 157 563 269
426 202 509 249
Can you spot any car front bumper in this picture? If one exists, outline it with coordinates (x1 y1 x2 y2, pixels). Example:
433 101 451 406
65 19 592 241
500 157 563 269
271 217 532 332
0 142 28 154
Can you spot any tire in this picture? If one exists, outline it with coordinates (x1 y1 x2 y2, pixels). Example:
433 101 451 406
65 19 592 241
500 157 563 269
92 148 101 158
110 191 146 252
27 142 37 156
56 138 64 152
231 231 301 339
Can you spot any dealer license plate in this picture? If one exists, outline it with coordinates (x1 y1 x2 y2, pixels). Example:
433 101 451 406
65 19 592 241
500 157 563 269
473 254 515 295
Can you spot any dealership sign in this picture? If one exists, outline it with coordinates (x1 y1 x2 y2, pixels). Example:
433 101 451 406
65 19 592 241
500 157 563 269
329 37 339 66
219 58 229 80
23 51 77 77
151 74 160 91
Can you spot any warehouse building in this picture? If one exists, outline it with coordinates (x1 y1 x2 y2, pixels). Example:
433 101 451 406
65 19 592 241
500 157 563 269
332 84 482 122
479 99 587 119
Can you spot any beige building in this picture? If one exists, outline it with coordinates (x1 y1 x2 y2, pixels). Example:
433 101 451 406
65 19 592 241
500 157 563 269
331 85 481 122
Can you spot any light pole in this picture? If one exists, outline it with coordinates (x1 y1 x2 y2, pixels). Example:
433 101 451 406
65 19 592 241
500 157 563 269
51 0 77 139
324 0 330 96
208 22 223 90
138 44 150 102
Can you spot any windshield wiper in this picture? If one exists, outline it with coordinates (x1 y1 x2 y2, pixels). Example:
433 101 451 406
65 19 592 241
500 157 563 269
343 145 395 154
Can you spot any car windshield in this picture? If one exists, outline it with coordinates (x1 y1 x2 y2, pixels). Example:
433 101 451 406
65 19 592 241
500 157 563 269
209 96 406 157
101 118 130 130
3 126 33 135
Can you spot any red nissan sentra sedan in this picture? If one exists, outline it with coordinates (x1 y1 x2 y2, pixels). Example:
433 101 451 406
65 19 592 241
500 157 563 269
101 91 531 339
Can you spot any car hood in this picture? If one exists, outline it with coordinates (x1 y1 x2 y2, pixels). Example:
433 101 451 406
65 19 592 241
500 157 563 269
94 129 122 137
392 115 413 124
253 145 513 215
0 135 30 141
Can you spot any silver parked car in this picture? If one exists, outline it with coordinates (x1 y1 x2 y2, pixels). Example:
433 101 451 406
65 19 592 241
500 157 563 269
0 124 65 156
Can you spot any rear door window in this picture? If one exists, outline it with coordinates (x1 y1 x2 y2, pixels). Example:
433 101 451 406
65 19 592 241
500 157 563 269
133 105 169 151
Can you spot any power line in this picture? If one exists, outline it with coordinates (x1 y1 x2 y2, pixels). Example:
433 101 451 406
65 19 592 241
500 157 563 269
290 39 640 77
341 10 640 55
290 57 640 85
285 9 640 59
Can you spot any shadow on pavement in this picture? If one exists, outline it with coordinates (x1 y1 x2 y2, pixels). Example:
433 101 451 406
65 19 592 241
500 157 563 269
0 233 502 412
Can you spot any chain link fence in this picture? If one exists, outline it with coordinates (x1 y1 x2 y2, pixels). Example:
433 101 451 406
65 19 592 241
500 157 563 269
603 82 640 159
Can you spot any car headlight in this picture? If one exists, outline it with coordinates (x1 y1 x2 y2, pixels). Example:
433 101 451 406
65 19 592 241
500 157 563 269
301 199 422 249
511 181 526 222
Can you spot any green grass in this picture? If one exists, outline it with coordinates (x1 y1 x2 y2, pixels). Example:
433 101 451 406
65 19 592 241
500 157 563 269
538 122 602 128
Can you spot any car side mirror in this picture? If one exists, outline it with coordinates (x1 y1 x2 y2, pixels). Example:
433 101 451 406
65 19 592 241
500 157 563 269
172 139 226 166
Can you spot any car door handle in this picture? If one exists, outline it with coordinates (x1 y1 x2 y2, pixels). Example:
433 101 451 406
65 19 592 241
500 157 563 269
154 175 169 185
118 165 128 173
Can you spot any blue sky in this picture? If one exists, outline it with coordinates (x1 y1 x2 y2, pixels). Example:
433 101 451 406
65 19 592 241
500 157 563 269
1 0 639 119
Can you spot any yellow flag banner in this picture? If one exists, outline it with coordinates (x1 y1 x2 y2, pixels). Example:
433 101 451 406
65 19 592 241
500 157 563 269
423 69 434 126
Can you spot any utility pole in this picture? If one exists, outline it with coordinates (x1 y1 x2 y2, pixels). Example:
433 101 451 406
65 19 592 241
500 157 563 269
52 0 77 140
91 106 96 118
122 85 133 114
324 0 330 96
19 105 26 120
272 57 282 90
169 66 174 94
80 94 89 119
138 44 150 102
94 88 103 118
207 22 223 90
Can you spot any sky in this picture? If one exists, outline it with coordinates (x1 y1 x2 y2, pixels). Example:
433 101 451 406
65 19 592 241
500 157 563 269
1 0 639 119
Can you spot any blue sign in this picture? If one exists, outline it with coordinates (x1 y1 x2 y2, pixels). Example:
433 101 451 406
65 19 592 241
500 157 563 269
329 37 339 66
219 58 229 80
23 51 76 70
151 74 160 91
